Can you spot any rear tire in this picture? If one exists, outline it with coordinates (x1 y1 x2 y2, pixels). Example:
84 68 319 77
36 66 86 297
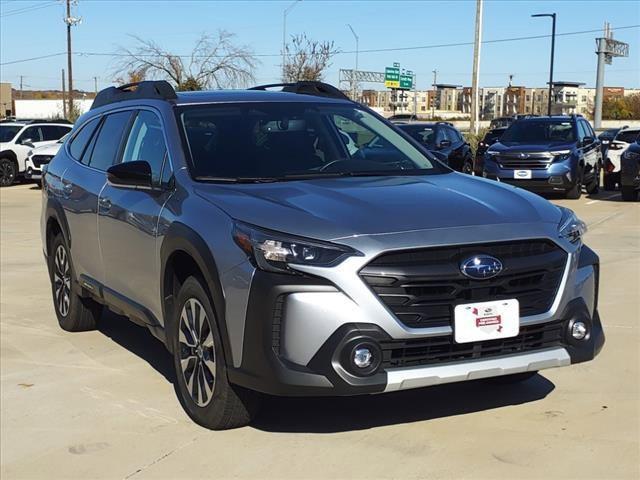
621 185 638 202
172 276 260 430
462 159 473 175
49 233 103 331
0 158 17 187
485 371 538 385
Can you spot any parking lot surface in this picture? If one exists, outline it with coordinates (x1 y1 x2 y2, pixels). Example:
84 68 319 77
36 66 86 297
1 183 639 480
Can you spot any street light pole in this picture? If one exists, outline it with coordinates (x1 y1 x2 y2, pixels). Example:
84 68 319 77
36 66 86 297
282 0 302 81
532 13 556 116
347 24 359 101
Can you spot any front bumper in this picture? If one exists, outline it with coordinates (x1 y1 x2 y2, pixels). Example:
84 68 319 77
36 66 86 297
228 244 604 396
483 157 576 192
24 166 42 180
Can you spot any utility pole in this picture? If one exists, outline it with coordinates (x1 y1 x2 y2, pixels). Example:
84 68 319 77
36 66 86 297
347 24 359 101
431 69 437 119
470 0 483 135
20 75 24 99
62 69 67 119
64 0 81 117
532 12 556 115
282 0 301 81
93 76 98 95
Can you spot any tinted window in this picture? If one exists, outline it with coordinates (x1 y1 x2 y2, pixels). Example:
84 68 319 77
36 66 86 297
444 127 460 142
41 125 66 141
616 130 640 144
501 120 576 144
400 125 436 146
69 117 100 160
583 121 595 138
0 125 21 142
18 126 43 143
88 111 133 171
577 121 588 142
179 103 442 180
122 110 167 184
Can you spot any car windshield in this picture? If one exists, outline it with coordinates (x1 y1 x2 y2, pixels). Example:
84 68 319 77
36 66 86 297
500 120 576 145
179 102 446 182
399 125 436 147
0 125 22 142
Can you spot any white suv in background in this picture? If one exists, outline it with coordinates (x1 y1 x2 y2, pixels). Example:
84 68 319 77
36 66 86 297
0 121 73 186
604 127 640 190
24 134 68 183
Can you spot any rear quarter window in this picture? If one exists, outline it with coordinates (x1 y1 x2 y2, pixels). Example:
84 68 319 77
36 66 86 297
69 117 100 161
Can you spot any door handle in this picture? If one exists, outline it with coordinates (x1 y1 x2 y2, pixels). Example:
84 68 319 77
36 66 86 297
99 197 112 211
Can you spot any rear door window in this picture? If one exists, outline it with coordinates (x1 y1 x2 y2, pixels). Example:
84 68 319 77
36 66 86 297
87 111 133 171
616 130 640 144
41 125 63 141
18 126 43 143
69 117 100 161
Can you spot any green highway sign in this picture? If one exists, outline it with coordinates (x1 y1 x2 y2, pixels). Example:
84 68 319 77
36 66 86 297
384 67 400 88
385 64 413 90
400 74 413 90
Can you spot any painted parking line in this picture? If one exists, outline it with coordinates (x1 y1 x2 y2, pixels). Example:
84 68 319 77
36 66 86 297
586 193 621 205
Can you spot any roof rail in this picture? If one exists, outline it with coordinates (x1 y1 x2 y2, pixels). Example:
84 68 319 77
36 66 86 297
436 121 454 126
91 81 177 110
248 81 350 101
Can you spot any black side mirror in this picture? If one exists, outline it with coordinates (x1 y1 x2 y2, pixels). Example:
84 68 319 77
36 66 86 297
107 161 152 189
582 136 595 147
438 139 452 149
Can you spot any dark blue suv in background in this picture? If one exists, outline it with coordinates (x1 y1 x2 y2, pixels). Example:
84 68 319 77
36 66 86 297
483 115 602 199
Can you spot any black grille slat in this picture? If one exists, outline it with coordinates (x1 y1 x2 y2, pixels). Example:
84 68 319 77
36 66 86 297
361 240 567 329
381 321 564 368
31 155 53 168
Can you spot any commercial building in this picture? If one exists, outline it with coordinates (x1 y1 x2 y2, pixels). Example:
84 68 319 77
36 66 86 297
0 82 13 118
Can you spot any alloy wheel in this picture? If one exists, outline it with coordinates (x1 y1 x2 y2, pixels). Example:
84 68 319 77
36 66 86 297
54 245 71 317
178 298 216 407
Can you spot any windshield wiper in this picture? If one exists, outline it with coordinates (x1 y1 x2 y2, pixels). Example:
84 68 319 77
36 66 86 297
195 176 280 183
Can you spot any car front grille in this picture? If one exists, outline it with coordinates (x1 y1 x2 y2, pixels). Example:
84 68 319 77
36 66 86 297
380 320 564 369
31 155 53 168
497 152 553 170
360 240 567 330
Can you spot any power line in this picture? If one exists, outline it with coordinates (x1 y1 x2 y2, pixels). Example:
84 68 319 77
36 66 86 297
1 24 639 66
0 1 59 18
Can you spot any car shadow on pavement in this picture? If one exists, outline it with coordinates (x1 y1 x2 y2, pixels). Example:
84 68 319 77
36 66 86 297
98 310 176 384
253 375 555 433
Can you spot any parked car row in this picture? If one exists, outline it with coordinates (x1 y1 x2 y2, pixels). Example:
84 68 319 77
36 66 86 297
0 120 72 186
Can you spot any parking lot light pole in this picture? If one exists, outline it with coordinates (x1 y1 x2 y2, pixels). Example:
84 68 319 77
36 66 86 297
532 13 556 116
282 0 302 81
347 24 359 101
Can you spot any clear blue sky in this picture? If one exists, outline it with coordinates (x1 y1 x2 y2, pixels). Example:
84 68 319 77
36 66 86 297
1 0 639 92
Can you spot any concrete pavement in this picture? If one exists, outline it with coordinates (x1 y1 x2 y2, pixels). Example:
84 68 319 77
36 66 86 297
1 183 638 479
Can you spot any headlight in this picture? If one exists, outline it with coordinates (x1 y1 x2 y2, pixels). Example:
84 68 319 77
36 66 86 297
550 150 572 161
232 221 360 274
558 206 587 244
622 150 640 161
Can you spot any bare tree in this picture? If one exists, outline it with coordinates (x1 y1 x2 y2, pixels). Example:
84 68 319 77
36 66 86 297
283 34 339 83
114 31 258 90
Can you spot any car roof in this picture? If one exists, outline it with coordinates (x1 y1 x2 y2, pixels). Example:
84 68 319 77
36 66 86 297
174 89 349 105
397 122 440 128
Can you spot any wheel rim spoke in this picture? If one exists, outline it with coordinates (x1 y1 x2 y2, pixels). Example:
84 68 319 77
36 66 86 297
178 297 216 407
54 245 70 317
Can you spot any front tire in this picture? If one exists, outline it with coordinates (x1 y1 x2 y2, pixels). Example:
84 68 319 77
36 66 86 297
462 158 473 175
0 158 17 187
172 276 260 430
49 233 103 331
565 180 582 199
603 172 617 191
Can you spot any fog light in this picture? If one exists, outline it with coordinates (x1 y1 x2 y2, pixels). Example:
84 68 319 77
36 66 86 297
353 347 373 368
571 321 588 340
549 176 563 185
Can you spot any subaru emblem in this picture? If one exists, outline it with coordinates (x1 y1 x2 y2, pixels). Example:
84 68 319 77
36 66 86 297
519 152 529 159
460 255 503 279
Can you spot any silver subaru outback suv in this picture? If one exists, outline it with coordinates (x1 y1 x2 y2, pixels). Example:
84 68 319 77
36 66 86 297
41 81 604 429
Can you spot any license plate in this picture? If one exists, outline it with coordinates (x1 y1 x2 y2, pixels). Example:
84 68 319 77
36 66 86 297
454 299 519 343
514 170 532 179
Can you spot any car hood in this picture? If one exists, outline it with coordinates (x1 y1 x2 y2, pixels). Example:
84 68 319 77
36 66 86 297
193 173 562 241
31 143 62 156
490 141 574 152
